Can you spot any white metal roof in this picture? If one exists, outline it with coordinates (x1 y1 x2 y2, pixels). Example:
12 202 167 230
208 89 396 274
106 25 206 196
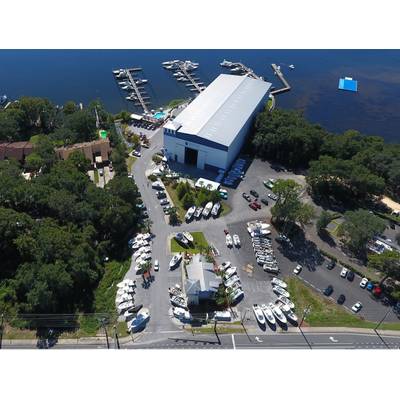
173 74 271 147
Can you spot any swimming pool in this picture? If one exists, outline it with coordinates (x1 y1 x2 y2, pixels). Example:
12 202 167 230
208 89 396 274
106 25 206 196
153 111 166 120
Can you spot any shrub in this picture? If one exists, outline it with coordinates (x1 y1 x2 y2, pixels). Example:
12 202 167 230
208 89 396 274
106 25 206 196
148 174 157 182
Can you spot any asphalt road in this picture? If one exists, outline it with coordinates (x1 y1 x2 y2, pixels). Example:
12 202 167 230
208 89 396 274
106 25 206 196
4 331 399 350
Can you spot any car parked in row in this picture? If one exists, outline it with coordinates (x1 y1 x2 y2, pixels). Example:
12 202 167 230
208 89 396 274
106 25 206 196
242 193 251 202
250 189 259 198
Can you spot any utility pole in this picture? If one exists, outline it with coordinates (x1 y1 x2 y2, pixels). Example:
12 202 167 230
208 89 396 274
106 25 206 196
374 308 392 349
101 318 110 349
0 313 4 350
298 305 312 349
113 325 120 349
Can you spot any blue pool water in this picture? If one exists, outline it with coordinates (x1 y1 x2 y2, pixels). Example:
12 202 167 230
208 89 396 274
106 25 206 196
153 111 166 119
0 49 399 142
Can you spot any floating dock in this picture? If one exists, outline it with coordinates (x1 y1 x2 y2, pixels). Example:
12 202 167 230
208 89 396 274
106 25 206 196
220 60 263 80
113 67 151 114
163 60 205 94
270 63 291 95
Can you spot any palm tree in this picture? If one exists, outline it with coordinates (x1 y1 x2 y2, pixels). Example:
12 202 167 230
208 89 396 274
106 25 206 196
141 261 152 283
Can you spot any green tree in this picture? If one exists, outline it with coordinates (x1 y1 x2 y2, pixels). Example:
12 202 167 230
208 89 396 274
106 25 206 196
368 251 400 285
337 209 386 256
169 208 179 225
176 182 189 200
271 179 315 231
316 210 337 233
63 101 78 115
182 192 195 210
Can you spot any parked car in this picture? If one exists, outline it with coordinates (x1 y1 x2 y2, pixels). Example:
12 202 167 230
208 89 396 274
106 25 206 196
253 201 261 209
154 259 159 271
366 282 374 291
323 285 334 296
156 191 166 199
260 198 269 206
249 202 258 211
293 264 302 275
242 193 251 202
340 267 348 278
160 198 169 206
132 150 141 157
347 271 355 281
360 277 368 288
326 260 336 270
337 294 346 305
267 193 278 201
351 302 363 313
250 190 259 198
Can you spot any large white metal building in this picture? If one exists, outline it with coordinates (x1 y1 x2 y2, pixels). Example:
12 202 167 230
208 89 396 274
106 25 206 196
163 74 271 171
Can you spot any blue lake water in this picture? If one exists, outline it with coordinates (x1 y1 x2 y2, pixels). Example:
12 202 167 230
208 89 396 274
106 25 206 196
0 49 399 142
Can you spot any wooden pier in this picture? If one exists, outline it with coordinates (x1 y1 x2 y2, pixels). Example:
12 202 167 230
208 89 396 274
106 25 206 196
270 63 291 95
125 68 150 114
163 60 205 94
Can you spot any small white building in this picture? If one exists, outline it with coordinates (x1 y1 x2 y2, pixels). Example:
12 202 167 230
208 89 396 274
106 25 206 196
163 74 271 172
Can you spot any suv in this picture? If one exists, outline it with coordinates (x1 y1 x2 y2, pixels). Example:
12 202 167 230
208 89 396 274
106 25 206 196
340 267 348 278
156 191 166 199
323 285 334 296
250 190 259 198
326 260 336 270
261 198 269 206
242 193 251 202
347 271 355 281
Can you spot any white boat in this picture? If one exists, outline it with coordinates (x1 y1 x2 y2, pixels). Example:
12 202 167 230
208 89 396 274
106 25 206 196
170 295 187 309
168 284 182 297
117 287 134 296
271 277 287 289
169 254 182 269
224 266 237 278
135 79 148 84
211 202 221 217
133 246 151 259
174 233 189 246
128 310 150 332
173 307 191 320
117 300 134 313
260 304 276 325
272 285 290 298
233 234 241 247
220 59 233 67
226 234 233 247
183 231 194 243
202 202 213 218
269 302 287 324
280 304 298 322
277 296 295 309
162 61 174 66
141 233 152 241
289 64 295 70
116 280 135 289
185 206 196 221
116 293 134 305
194 207 203 218
252 304 266 325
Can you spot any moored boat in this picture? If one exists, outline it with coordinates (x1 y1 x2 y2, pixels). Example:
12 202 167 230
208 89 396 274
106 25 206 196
169 253 183 269
269 302 287 324
202 202 213 218
271 277 287 289
272 285 290 298
260 304 276 325
211 202 221 217
185 206 196 221
183 231 193 243
252 304 266 325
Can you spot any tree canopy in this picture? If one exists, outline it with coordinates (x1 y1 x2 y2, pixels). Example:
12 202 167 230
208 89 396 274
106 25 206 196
337 209 386 256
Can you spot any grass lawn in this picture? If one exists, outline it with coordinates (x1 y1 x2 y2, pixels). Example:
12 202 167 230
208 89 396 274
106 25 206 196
165 183 186 219
171 231 209 254
165 183 231 220
126 156 137 172
286 277 400 330
187 323 245 334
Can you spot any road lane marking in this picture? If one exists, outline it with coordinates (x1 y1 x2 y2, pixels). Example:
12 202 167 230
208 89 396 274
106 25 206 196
231 334 236 350
329 336 339 343
255 336 263 343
